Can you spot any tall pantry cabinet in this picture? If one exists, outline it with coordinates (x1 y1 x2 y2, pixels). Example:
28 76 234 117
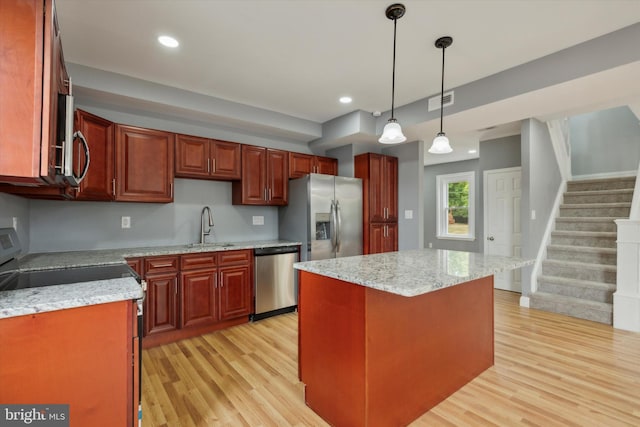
355 153 398 254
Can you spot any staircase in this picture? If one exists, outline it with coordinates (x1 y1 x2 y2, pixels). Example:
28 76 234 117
530 176 636 324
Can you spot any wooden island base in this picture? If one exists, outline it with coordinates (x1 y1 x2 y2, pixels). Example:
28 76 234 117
299 271 495 427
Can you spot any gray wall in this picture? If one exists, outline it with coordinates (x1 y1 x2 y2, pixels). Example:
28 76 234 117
570 106 640 177
326 144 355 178
0 193 30 253
424 135 521 253
520 119 562 296
28 179 277 253
383 140 424 250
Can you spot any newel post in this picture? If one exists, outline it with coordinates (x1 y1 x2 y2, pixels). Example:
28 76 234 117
613 219 640 332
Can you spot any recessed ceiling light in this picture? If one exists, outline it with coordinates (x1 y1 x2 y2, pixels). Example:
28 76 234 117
339 96 352 104
468 149 478 154
158 35 179 48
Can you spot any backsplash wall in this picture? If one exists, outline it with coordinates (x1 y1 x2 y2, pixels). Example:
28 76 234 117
28 179 278 253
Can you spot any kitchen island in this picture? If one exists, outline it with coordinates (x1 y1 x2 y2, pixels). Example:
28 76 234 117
294 249 532 427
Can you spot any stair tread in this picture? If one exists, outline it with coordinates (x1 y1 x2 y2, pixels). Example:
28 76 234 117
555 217 618 222
531 291 613 310
543 258 617 271
569 176 636 185
538 275 616 290
560 202 631 209
547 244 616 254
551 230 616 237
565 189 633 196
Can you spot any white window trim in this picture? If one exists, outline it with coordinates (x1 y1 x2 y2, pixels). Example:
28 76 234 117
436 171 475 241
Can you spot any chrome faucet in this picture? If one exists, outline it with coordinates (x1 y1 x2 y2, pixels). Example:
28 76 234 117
200 206 214 244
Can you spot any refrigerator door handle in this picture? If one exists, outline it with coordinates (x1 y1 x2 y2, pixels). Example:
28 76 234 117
335 200 342 253
330 200 338 251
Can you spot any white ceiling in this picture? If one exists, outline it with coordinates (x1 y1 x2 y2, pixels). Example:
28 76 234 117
56 0 640 164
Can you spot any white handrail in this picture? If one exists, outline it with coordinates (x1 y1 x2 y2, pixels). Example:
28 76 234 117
629 160 640 219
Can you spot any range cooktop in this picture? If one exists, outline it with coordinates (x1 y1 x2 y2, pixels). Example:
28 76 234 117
0 263 139 292
0 227 139 293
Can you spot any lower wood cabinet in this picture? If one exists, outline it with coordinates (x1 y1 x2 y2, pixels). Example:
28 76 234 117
369 223 398 254
136 249 253 348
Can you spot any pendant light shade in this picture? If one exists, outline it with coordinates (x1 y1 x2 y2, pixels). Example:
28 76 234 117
379 4 406 145
379 119 406 144
428 36 453 154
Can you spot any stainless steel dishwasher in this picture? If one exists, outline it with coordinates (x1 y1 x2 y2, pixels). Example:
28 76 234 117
253 245 299 321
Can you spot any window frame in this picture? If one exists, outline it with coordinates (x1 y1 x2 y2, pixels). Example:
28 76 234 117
436 171 476 241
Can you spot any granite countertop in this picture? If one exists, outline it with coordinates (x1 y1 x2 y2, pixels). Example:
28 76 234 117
17 240 300 271
1 240 300 319
294 248 533 297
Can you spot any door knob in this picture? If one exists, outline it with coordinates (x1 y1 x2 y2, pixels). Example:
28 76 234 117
487 236 495 241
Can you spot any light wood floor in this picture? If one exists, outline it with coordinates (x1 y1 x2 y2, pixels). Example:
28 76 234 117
142 290 640 426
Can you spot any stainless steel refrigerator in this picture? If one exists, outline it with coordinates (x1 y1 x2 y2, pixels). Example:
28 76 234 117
279 173 362 261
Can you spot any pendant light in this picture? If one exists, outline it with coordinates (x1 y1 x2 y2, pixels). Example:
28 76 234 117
379 3 407 144
429 36 453 154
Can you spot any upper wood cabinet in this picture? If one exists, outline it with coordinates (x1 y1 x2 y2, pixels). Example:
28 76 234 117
175 134 241 180
115 125 175 203
232 145 288 206
289 152 338 179
0 0 69 185
73 109 115 201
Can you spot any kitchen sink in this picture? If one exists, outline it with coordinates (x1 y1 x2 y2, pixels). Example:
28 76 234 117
188 242 235 248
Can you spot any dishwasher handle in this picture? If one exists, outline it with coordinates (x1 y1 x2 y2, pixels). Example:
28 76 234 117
254 246 300 256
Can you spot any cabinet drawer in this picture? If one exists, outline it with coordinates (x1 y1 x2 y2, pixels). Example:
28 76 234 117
144 256 179 274
219 250 251 266
181 253 217 270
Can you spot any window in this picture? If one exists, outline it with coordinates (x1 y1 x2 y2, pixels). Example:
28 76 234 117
436 171 475 240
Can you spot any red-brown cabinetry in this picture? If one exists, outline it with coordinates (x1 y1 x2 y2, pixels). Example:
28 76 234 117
175 134 241 180
137 249 253 348
355 153 399 254
232 145 289 205
115 125 175 203
0 0 69 185
289 152 338 178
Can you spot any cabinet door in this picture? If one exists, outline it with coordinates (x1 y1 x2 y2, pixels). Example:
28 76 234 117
266 148 288 205
369 223 386 255
175 134 209 178
115 125 174 202
219 265 252 320
74 109 115 201
211 139 241 180
233 145 266 205
316 156 338 176
384 223 399 253
180 269 218 328
368 223 398 254
145 272 179 336
289 152 314 179
383 155 398 222
368 154 386 222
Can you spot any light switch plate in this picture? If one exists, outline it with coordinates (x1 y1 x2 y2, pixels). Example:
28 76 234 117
531 210 536 220
121 216 131 229
404 210 413 219
252 216 264 226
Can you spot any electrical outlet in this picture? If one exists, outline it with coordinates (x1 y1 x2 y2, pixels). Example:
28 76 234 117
428 242 433 248
252 216 264 226
531 210 536 220
404 210 413 219
121 216 131 229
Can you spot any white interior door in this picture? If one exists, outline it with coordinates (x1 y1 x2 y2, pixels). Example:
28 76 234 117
484 167 522 292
